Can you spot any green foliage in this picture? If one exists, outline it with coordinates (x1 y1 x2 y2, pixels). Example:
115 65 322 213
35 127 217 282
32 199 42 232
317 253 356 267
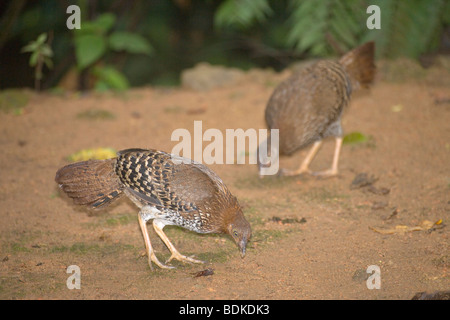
72 13 116 82
72 13 153 91
215 0 273 29
74 34 107 70
21 32 53 90
214 0 448 59
80 12 116 34
4 0 448 91
92 65 130 91
108 32 153 55
73 13 153 70
21 33 53 69
368 0 447 59
286 0 330 56
67 147 117 162
343 132 368 144
343 131 375 148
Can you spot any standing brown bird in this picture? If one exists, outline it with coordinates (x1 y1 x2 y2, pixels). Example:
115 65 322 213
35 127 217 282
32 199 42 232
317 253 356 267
55 148 251 270
260 42 375 177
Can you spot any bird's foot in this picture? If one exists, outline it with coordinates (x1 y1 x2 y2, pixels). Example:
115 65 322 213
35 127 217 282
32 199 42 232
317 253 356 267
312 169 339 178
166 252 205 265
278 167 312 177
148 252 175 270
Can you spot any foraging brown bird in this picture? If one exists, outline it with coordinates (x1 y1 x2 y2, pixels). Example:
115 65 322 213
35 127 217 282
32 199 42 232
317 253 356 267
259 42 375 177
55 148 251 270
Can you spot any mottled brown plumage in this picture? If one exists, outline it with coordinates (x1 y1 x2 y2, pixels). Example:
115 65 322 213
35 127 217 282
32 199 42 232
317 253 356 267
260 42 375 177
55 148 251 270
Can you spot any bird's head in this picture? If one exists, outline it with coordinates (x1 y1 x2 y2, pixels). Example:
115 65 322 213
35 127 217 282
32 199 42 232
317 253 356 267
225 207 252 258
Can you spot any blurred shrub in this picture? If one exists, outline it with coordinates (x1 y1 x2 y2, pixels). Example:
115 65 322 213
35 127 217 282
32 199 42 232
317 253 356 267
73 12 152 91
215 0 273 29
215 0 449 59
1 0 448 90
21 32 53 91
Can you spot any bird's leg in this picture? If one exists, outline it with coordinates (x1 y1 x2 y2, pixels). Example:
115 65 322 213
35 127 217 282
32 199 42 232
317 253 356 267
153 219 205 265
279 140 322 176
138 213 174 270
313 136 342 177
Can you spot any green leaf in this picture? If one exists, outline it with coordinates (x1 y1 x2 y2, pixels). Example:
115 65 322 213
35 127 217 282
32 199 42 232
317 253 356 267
214 0 272 29
29 51 39 67
75 34 107 69
94 80 111 92
40 45 53 58
74 22 100 36
67 147 117 162
21 42 38 53
343 132 369 145
36 33 48 45
108 32 153 55
92 65 129 91
74 13 116 37
286 0 329 55
93 13 116 33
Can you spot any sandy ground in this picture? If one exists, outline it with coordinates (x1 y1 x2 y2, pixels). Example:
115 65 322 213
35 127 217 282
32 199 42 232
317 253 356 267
0 59 449 300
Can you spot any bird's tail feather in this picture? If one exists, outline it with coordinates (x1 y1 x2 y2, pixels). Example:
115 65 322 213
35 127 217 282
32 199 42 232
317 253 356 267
339 41 376 90
55 159 123 209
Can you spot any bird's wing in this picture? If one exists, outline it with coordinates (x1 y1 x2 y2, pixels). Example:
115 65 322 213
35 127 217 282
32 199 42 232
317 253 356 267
116 149 223 212
55 158 124 209
267 61 347 127
125 186 162 207
116 149 173 209
309 62 349 126
169 162 222 204
265 61 349 153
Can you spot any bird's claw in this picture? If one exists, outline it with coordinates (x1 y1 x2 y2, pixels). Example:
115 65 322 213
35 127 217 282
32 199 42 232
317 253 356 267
166 253 204 265
148 252 175 270
311 169 338 178
278 168 312 177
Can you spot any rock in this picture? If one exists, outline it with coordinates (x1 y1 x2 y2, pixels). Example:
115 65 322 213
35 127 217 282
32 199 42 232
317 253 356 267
411 291 450 300
351 268 369 282
181 62 245 91
350 173 378 190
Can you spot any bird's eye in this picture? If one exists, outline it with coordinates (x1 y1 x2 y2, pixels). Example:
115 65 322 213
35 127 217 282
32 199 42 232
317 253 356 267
233 230 238 238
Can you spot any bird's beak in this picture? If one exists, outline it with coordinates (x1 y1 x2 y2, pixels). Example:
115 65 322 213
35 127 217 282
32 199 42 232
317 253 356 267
239 237 247 258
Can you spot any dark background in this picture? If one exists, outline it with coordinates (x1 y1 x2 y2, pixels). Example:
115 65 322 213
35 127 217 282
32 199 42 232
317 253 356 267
1 0 449 91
